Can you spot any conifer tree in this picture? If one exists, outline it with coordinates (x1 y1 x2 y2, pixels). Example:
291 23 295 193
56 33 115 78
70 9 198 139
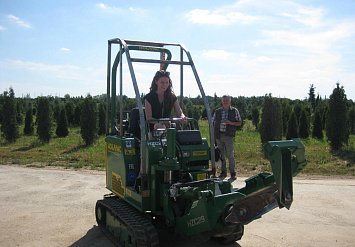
37 97 52 142
80 95 98 146
53 104 61 124
16 99 24 125
349 106 355 135
251 106 260 130
308 84 316 111
65 101 74 126
73 104 81 126
56 107 69 137
1 88 19 142
0 97 2 125
326 83 349 150
298 109 309 139
286 110 298 140
192 106 201 120
281 100 292 136
98 103 106 136
322 107 328 130
24 106 34 135
312 111 323 140
293 102 303 124
259 95 283 145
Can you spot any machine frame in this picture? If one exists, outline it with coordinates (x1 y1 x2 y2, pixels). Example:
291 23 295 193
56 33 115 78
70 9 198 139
105 38 216 177
97 38 307 246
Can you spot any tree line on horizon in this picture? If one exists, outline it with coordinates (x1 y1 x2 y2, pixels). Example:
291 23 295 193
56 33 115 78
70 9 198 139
1 83 354 151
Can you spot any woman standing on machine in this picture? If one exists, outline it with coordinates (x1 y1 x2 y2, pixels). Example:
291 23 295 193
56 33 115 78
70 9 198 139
145 70 187 137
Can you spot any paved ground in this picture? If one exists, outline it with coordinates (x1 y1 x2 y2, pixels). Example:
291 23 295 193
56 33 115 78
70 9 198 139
0 165 354 247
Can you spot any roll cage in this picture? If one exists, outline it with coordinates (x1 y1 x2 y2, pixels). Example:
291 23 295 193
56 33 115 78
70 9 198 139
106 38 216 176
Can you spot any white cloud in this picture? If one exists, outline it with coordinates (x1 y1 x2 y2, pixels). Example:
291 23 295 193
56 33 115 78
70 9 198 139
192 45 347 99
60 48 70 51
202 50 232 60
98 3 107 9
235 0 252 5
185 9 258 25
97 3 124 13
1 59 107 96
97 3 147 17
264 22 354 54
0 25 6 30
128 7 148 17
281 6 326 28
282 13 299 18
4 59 79 72
254 56 277 62
184 0 326 28
7 15 32 28
295 7 325 28
185 9 228 25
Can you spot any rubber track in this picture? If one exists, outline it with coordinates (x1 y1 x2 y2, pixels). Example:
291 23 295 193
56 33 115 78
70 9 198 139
97 196 159 247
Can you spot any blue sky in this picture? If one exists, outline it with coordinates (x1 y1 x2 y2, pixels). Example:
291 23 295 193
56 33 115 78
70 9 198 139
1 0 354 100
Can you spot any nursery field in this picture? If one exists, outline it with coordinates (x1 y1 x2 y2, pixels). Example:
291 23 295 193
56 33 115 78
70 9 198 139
1 120 354 176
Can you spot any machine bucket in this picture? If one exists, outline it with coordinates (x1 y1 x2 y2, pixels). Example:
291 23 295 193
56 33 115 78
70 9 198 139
225 184 278 225
226 138 307 225
264 138 307 209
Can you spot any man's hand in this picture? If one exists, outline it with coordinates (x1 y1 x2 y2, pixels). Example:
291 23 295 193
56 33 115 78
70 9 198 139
226 120 242 126
225 120 233 125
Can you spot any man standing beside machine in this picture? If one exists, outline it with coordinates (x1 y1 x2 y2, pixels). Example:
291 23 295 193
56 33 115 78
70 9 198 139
213 95 242 180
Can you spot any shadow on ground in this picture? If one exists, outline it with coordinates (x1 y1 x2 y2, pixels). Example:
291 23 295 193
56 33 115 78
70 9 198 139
62 144 87 155
10 140 45 152
331 148 355 167
70 225 115 247
70 225 242 247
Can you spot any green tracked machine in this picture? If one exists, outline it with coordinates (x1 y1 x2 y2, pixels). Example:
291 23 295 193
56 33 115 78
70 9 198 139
95 38 307 246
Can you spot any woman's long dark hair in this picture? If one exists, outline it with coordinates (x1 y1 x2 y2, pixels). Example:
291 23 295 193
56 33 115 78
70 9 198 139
150 70 174 116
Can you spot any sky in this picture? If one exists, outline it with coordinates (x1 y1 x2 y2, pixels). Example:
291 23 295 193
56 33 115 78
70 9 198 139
0 0 354 100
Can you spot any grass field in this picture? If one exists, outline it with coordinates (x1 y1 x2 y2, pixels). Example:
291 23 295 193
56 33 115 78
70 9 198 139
1 120 354 176
0 127 105 169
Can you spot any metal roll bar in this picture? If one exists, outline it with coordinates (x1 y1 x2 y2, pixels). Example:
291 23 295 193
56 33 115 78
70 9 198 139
106 38 216 176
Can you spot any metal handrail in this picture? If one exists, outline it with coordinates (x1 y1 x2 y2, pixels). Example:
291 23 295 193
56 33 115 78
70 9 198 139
106 38 216 176
130 58 191 66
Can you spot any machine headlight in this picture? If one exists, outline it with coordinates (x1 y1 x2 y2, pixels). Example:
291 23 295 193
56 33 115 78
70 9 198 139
169 185 178 198
182 150 190 158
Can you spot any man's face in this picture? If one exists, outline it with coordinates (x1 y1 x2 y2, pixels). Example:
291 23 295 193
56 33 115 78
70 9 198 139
222 97 231 109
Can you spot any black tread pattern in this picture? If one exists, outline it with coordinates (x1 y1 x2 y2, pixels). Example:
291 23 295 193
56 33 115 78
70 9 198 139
96 196 159 247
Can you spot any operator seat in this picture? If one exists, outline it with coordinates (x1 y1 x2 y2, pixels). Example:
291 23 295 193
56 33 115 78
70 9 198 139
176 130 202 145
129 107 146 140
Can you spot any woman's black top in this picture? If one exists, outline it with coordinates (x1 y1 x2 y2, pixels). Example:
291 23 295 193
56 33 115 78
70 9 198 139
145 91 177 130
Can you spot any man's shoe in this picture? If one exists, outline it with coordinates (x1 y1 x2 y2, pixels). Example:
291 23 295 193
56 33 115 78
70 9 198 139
230 173 237 181
218 172 227 179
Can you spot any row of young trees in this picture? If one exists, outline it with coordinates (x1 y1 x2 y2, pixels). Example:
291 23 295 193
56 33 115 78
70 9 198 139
1 83 354 150
0 90 105 146
258 83 354 150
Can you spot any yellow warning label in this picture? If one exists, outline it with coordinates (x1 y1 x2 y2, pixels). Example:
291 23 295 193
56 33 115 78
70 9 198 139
112 172 125 198
125 148 136 155
197 173 207 181
193 150 207 156
126 188 132 197
138 46 159 52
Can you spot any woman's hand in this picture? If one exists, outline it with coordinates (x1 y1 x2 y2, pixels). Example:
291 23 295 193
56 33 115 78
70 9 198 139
181 114 188 124
154 122 167 130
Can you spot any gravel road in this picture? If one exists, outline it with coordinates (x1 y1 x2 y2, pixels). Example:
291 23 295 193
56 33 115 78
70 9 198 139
0 165 354 247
